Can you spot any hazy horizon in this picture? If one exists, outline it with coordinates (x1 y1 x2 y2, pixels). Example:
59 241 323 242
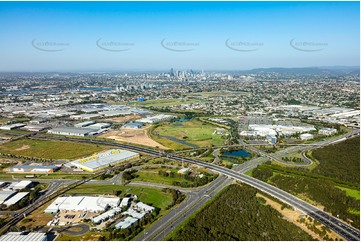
0 1 359 72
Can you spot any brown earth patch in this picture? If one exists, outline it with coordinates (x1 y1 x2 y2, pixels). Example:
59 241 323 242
257 193 343 241
100 127 169 150
15 145 30 151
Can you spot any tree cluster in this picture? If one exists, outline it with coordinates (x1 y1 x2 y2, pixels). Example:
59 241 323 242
271 174 360 229
312 137 360 184
171 184 314 241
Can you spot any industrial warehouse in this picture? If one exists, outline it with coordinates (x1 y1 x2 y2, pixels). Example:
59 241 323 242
66 149 139 172
44 195 155 231
11 165 60 173
44 196 120 214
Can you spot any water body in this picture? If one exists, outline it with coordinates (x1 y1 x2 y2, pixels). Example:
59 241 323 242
175 118 191 122
222 149 251 157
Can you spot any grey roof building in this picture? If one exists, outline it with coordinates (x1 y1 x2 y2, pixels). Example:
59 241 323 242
48 127 95 136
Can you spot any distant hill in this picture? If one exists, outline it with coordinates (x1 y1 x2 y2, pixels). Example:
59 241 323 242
238 66 360 76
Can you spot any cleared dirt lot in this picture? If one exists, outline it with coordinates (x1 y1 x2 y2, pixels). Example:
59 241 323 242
100 127 169 150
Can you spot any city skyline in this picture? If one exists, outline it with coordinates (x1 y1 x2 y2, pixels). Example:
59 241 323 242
0 1 359 71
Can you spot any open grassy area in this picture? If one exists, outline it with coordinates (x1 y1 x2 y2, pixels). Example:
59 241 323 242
0 129 32 136
0 138 111 160
152 119 226 150
65 184 173 210
337 186 360 200
57 231 107 241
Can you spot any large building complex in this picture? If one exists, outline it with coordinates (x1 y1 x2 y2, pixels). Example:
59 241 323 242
137 114 176 124
47 127 95 137
44 196 120 214
66 149 139 172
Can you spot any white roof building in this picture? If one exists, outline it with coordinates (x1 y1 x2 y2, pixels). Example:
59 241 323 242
48 127 95 137
13 180 33 190
135 202 155 213
92 207 122 224
68 149 139 172
0 232 47 241
115 217 138 229
0 123 26 130
0 191 16 204
120 197 131 207
177 168 190 174
44 196 120 213
3 192 29 206
300 133 314 140
318 128 337 136
137 114 176 124
122 209 146 220
74 121 96 128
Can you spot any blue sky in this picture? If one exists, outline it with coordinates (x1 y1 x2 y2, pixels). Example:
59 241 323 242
0 1 359 71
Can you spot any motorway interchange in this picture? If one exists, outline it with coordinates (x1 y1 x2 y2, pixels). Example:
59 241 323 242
1 129 359 241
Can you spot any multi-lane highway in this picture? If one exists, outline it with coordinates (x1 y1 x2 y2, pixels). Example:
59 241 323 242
134 175 231 241
33 130 360 241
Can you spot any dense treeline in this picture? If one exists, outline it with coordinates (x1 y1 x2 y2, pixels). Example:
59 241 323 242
270 174 360 229
311 137 360 183
170 184 314 241
252 167 273 182
254 162 357 189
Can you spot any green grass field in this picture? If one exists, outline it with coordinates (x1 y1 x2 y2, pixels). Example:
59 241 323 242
337 186 360 200
66 184 173 210
0 138 111 160
152 119 226 149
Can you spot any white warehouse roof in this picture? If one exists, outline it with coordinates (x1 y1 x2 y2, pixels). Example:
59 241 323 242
3 192 29 206
13 180 33 190
0 191 16 204
68 149 139 172
115 216 138 229
0 232 47 241
135 202 155 213
45 196 120 213
122 208 146 220
92 207 122 224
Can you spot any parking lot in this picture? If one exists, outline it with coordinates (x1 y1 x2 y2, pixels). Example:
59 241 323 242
56 210 98 226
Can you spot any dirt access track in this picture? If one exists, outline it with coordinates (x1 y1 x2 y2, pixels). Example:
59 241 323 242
100 127 169 150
